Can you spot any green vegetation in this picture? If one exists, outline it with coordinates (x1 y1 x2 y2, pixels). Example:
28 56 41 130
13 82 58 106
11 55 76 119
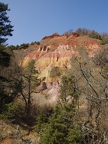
0 2 14 118
75 28 108 44
101 37 108 45
8 43 29 50
36 46 108 143
63 28 108 44
19 60 40 117
0 2 108 143
8 41 40 51
0 102 23 120
40 76 81 144
0 2 39 123
35 106 53 133
50 66 61 77
31 41 40 45
0 48 10 67
35 76 81 143
0 2 13 44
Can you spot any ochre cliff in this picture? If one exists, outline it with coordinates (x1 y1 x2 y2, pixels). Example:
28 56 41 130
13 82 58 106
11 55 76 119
22 33 102 78
17 33 102 103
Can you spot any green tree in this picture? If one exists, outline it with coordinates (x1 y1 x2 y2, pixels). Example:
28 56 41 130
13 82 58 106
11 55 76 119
0 2 13 44
0 1 13 67
23 60 39 116
0 57 39 120
0 2 13 115
0 47 10 67
35 106 53 133
13 60 40 117
60 76 79 103
0 60 20 116
40 105 81 144
40 76 81 144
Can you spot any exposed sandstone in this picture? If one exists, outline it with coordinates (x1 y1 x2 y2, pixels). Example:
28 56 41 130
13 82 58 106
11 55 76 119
19 34 102 103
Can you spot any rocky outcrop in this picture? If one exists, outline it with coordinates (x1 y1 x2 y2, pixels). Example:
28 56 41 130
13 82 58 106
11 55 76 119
19 34 103 103
22 43 101 74
0 121 38 144
42 33 60 40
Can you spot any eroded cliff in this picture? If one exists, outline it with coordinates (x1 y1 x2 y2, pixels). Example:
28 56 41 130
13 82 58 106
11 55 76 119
16 33 102 103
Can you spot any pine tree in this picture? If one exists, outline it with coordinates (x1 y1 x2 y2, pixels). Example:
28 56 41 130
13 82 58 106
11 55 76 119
40 76 81 144
0 2 13 114
0 2 13 44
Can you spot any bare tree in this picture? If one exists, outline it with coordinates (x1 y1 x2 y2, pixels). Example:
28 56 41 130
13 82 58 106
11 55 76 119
70 49 108 143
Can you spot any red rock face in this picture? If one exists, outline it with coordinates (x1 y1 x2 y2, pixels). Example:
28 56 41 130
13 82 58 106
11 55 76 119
20 34 103 103
23 44 101 65
22 34 102 76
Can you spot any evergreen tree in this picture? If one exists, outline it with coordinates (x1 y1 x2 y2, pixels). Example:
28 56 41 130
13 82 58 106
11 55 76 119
60 76 79 103
12 60 40 117
40 76 81 144
0 2 13 69
35 107 53 133
0 2 13 115
0 2 13 44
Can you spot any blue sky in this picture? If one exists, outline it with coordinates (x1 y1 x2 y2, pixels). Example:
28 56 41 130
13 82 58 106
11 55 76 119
1 0 108 45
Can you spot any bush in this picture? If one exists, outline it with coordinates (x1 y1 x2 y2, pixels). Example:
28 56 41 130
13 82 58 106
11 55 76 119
35 41 40 45
0 102 23 120
35 105 53 133
40 76 81 144
101 38 108 45
31 41 40 45
40 104 81 144
18 43 29 49
50 66 61 77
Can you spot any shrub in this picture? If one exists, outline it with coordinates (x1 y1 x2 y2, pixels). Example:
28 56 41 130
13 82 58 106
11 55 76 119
40 76 81 144
50 66 61 77
35 105 53 133
101 38 108 45
0 102 23 120
18 43 29 49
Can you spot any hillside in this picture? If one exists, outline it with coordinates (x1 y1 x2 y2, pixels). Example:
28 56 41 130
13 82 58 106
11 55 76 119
1 1 108 143
13 33 103 104
1 32 108 144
